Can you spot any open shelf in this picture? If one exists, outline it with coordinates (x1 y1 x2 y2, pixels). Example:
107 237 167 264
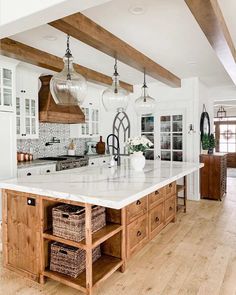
43 230 86 249
43 223 122 249
43 254 122 291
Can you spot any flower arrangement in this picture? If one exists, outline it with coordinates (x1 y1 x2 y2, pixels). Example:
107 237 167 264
126 136 153 153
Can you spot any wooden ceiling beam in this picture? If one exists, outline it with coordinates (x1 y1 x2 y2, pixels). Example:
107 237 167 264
185 0 236 85
49 13 181 88
0 38 133 92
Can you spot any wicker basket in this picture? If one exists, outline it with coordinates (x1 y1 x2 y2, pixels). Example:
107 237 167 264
50 242 101 278
52 204 106 242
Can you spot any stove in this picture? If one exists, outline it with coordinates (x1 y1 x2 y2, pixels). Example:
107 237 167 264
39 155 89 171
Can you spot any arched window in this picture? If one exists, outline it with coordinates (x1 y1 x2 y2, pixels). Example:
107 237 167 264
113 112 131 155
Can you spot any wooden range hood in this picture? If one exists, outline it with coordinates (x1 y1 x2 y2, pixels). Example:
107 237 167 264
39 75 85 124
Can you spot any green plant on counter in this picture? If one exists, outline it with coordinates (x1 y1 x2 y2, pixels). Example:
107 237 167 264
202 133 210 150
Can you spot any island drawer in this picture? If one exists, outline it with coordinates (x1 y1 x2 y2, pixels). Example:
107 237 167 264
148 187 166 209
165 182 176 199
149 202 165 239
126 214 148 258
165 195 176 224
126 196 148 224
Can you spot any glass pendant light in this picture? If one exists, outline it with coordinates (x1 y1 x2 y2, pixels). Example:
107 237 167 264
102 58 129 112
50 35 87 106
134 70 156 115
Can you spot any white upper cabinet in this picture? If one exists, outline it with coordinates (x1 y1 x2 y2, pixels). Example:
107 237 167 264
16 67 39 139
70 87 101 138
0 61 15 112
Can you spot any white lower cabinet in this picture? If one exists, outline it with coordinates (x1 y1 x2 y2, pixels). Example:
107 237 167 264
17 164 56 178
88 156 109 167
40 164 56 174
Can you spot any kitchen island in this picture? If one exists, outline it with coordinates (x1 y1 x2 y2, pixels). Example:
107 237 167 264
0 159 203 295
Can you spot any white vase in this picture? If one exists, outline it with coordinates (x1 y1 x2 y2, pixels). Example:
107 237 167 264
130 151 146 171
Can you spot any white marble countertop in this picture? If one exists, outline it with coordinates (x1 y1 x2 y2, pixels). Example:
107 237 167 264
0 159 203 209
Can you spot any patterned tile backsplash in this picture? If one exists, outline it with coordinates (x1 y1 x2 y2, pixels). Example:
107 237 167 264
17 123 94 159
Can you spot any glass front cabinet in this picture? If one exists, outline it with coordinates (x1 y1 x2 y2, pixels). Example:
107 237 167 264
70 102 100 138
141 115 155 159
160 114 184 162
16 68 39 139
0 66 14 112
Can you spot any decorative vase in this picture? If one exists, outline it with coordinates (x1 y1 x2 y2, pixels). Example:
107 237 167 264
208 148 214 155
201 149 208 155
130 151 146 171
96 136 105 154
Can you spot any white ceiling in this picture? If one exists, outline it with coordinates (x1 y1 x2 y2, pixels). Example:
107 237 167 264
10 0 236 87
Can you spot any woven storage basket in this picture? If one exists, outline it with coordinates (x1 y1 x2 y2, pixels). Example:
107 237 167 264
50 242 101 278
52 204 106 242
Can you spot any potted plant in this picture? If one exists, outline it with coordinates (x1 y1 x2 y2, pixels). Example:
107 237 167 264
208 133 215 154
126 136 153 171
201 133 209 154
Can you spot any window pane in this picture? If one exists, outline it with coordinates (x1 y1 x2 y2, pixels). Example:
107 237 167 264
173 151 182 161
173 133 183 150
219 124 228 133
220 134 228 143
161 134 171 149
219 143 227 152
161 151 171 161
142 116 154 132
228 144 236 153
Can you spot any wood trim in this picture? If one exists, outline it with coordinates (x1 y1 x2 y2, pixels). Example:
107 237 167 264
2 189 8 267
0 38 133 92
85 204 92 293
120 208 126 273
185 0 236 85
49 13 181 88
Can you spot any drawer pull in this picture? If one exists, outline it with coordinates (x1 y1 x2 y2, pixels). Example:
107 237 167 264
169 183 172 188
46 170 51 173
169 206 173 211
155 216 160 223
155 190 159 195
136 200 141 205
27 172 32 176
137 230 142 237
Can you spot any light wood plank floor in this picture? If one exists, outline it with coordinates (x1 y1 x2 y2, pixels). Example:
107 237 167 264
1 178 236 295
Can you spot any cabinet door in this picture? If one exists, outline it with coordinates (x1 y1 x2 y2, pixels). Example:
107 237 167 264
16 68 39 139
165 195 176 224
70 103 100 138
0 67 14 112
126 213 149 258
149 202 164 239
200 155 209 198
4 191 40 279
17 167 41 178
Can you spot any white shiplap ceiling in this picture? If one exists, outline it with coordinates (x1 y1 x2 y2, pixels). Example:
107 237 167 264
10 0 236 87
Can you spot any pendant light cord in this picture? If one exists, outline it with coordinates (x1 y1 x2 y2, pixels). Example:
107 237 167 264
113 57 118 94
66 34 72 80
143 69 148 102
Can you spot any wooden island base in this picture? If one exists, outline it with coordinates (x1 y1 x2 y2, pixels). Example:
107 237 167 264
2 181 176 295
